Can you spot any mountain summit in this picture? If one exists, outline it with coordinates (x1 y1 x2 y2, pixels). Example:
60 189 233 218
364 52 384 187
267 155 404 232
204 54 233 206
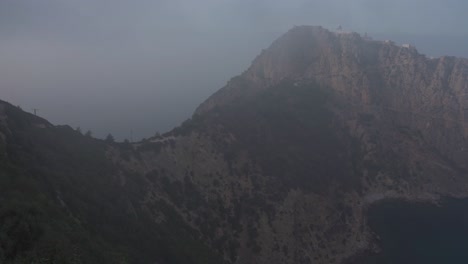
198 25 468 168
1 26 468 264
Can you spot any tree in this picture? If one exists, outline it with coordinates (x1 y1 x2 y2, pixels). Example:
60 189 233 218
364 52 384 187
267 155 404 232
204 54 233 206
84 130 92 138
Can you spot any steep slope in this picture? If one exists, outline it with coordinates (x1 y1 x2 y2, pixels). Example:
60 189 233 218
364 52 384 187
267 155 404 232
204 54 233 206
1 25 468 264
197 26 468 170
131 87 466 263
0 102 225 263
129 26 468 263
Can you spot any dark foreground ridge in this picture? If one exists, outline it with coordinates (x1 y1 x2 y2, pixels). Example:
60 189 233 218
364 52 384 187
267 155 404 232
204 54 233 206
1 25 468 263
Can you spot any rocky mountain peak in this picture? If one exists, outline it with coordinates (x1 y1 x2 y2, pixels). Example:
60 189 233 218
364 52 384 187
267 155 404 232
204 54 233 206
244 25 364 85
197 26 467 116
196 26 468 170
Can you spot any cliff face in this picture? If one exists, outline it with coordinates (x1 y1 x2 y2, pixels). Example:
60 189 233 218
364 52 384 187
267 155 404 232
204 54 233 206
151 26 468 263
197 26 468 170
1 26 468 264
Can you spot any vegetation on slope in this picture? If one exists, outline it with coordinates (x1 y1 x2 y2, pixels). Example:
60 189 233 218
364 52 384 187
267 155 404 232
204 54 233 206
0 101 225 264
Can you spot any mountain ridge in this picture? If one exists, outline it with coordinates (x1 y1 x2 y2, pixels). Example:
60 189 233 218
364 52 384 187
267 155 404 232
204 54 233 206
1 25 468 264
197 25 468 122
196 25 468 169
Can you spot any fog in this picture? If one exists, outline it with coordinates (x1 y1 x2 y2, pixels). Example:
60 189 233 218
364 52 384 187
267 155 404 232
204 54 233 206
1 0 468 140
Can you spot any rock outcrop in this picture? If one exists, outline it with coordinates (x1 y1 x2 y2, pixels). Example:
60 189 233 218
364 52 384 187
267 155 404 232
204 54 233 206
163 26 468 263
197 26 468 170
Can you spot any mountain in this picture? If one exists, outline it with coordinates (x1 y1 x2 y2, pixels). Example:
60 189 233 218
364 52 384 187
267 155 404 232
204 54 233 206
1 25 468 264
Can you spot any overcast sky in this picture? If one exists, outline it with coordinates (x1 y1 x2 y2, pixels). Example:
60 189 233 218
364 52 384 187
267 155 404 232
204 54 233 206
2 0 468 140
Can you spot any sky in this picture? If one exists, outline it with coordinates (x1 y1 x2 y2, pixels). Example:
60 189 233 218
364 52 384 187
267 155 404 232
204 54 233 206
1 0 468 140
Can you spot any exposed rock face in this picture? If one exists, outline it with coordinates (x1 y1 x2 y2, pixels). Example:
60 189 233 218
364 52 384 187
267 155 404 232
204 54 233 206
197 26 468 170
1 26 468 264
154 26 468 263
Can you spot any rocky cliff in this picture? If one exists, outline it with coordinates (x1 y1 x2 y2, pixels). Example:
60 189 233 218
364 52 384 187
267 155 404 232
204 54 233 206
1 26 468 264
197 26 468 170
148 25 468 263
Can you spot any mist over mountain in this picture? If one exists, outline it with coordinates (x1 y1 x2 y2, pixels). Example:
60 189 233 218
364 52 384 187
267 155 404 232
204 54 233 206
1 25 468 263
3 0 468 140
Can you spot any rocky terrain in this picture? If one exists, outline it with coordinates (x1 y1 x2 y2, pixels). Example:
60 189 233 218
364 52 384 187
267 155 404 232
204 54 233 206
1 25 468 263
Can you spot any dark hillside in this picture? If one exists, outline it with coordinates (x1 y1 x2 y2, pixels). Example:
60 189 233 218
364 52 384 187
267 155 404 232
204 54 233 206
0 101 225 264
